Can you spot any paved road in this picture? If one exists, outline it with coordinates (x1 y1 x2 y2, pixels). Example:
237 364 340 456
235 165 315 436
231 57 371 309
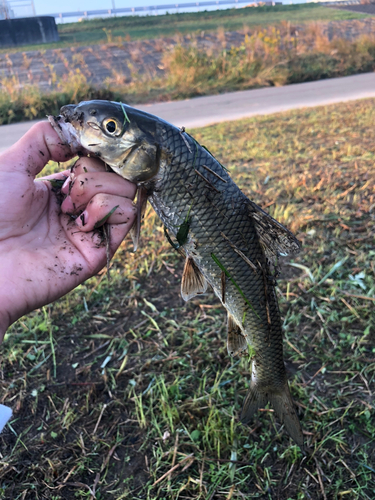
1 72 375 154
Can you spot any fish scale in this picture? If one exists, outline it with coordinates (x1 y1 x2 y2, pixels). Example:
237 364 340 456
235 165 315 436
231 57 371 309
51 100 304 447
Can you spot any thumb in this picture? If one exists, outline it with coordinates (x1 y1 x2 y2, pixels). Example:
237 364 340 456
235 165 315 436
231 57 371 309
0 121 76 178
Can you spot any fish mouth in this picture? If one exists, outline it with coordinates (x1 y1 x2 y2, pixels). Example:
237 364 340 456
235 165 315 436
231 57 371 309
60 104 80 124
48 104 87 154
60 104 90 133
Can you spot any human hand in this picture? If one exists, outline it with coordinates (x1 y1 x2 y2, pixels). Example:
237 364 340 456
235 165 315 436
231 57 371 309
0 122 136 340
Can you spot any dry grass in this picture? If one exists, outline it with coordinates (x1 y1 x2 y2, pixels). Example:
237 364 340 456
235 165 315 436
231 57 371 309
1 25 375 125
157 28 375 99
0 98 374 499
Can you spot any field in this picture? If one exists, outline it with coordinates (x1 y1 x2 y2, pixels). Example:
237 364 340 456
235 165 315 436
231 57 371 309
0 4 368 54
2 17 375 126
0 98 374 499
56 4 367 47
0 4 374 126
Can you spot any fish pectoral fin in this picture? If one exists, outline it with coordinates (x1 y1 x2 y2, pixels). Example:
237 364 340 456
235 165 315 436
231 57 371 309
130 186 149 252
241 379 304 448
246 201 301 263
227 314 248 357
130 222 139 252
181 257 207 301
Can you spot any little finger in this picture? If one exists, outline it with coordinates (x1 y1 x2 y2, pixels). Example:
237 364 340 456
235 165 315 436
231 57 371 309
74 193 136 232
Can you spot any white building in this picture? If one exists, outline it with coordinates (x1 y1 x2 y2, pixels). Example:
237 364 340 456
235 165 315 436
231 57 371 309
0 0 35 19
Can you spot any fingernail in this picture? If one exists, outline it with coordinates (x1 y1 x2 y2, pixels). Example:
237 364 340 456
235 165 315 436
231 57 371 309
61 176 71 194
61 195 74 214
77 211 88 227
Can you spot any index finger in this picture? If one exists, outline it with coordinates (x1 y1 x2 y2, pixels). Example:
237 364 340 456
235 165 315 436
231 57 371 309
0 121 76 178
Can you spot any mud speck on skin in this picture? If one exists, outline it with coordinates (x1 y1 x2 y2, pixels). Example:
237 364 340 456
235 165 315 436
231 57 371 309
70 264 83 276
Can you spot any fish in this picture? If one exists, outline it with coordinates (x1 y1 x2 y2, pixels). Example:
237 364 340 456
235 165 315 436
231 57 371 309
48 100 304 447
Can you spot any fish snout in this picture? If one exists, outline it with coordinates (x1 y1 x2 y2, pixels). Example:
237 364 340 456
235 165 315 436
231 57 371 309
60 105 86 129
60 104 77 121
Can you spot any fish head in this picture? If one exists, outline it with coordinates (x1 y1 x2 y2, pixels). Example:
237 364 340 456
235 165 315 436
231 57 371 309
50 100 161 183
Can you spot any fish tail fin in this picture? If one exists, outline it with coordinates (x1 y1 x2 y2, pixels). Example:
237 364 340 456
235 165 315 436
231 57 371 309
241 380 304 448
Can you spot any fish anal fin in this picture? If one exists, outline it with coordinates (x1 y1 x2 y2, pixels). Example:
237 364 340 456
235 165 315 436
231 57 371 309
227 313 248 357
181 257 207 302
130 186 149 252
241 374 304 447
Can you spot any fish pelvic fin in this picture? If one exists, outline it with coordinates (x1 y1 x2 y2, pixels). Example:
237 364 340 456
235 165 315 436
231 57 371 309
227 314 248 357
181 257 207 301
241 379 304 448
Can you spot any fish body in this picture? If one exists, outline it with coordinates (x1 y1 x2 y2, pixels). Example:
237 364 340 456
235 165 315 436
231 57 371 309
49 100 303 446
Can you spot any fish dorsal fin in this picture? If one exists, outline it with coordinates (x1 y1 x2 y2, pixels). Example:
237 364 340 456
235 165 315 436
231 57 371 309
181 257 207 301
246 200 301 263
130 186 149 252
227 313 248 357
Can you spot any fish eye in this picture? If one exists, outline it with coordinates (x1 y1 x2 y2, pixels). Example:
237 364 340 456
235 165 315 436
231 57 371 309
103 119 118 135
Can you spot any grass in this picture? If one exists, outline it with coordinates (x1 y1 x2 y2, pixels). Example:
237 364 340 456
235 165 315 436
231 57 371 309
1 98 374 499
0 4 369 54
155 33 375 98
2 27 375 125
0 72 118 124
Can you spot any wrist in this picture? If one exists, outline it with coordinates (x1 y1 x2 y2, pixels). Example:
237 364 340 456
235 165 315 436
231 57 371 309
0 315 10 343
0 296 13 343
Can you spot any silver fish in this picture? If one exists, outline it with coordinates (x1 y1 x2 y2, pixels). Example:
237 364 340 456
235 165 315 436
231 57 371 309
49 100 304 446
